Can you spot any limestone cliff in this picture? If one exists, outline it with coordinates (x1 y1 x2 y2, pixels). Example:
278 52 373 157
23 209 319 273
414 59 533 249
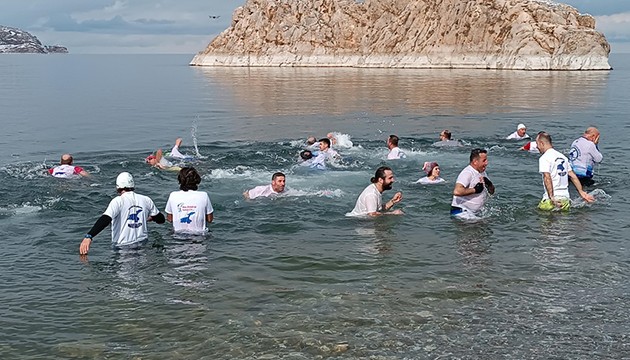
0 26 68 54
190 0 610 70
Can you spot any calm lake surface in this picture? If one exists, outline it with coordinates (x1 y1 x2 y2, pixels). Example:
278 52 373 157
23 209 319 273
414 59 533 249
1 53 629 359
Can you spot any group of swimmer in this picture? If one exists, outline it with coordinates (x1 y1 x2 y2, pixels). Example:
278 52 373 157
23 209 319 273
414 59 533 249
44 126 603 254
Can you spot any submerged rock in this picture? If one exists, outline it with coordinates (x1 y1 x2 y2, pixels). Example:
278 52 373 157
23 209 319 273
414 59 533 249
0 26 68 54
191 0 610 70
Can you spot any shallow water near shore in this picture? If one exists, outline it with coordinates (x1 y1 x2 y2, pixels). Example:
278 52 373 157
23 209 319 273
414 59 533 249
1 53 629 358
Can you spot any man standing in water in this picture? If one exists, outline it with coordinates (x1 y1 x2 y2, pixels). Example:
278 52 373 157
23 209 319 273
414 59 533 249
568 127 602 187
244 172 287 200
166 167 214 234
536 132 594 210
346 166 403 216
450 148 495 218
79 172 165 255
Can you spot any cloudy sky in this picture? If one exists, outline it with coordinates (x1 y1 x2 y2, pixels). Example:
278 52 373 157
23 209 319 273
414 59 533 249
1 0 628 54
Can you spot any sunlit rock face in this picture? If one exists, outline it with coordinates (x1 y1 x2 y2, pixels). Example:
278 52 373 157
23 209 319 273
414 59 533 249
0 26 68 54
191 0 610 70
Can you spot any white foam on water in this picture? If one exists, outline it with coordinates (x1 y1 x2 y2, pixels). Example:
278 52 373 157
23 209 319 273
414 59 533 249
205 166 270 181
2 162 51 180
0 197 60 216
283 188 344 198
330 132 354 149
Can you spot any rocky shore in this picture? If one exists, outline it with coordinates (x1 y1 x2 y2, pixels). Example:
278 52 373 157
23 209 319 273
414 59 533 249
191 0 610 70
0 26 68 54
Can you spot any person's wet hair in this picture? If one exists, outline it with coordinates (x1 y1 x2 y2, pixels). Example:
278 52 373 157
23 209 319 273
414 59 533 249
300 150 313 160
371 166 392 183
319 138 331 147
441 130 452 140
389 135 399 146
272 172 285 181
178 167 201 191
469 148 487 163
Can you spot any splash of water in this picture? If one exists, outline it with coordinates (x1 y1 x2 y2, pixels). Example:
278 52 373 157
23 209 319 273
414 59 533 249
191 117 206 159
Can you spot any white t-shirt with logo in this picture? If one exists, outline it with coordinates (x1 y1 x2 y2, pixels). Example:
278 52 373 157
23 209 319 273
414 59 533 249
165 190 214 234
387 147 406 160
247 184 284 199
539 147 572 200
451 165 489 212
568 136 603 178
346 184 382 217
103 191 160 247
48 164 84 178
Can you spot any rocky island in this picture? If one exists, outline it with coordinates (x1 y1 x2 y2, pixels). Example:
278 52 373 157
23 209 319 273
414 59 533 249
190 0 610 70
0 26 68 54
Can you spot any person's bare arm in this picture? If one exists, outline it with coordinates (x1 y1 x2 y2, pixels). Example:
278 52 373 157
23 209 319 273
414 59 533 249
568 171 595 203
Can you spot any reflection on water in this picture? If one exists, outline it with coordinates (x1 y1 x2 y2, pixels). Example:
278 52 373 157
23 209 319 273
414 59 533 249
0 54 629 358
197 67 610 117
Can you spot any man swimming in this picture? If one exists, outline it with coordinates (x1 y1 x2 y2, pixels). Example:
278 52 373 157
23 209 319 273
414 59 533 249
48 154 90 178
146 138 187 171
243 172 287 200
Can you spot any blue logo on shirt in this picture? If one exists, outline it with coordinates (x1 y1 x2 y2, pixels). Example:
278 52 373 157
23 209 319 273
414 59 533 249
568 146 580 162
126 207 143 229
180 212 195 224
556 159 567 176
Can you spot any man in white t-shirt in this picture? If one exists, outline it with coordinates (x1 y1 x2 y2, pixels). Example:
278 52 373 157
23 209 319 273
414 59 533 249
165 167 214 234
309 138 340 170
79 172 165 255
535 132 594 210
450 148 495 218
506 124 530 140
568 127 602 187
244 172 287 200
48 154 90 178
346 166 403 217
386 135 406 160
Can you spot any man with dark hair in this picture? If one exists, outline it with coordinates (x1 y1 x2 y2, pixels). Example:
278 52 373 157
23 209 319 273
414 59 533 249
346 166 403 216
244 172 287 200
48 153 90 178
165 167 214 234
450 148 495 218
568 127 602 187
434 129 461 147
79 172 165 255
440 130 452 141
536 132 594 210
387 135 406 160
309 138 340 169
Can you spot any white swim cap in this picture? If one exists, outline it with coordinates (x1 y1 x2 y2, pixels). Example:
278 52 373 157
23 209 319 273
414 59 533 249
517 123 526 130
116 172 135 189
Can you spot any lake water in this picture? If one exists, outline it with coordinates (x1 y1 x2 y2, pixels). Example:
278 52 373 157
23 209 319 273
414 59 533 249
1 53 629 358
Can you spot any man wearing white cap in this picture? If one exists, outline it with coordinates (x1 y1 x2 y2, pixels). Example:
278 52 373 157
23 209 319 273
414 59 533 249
79 172 165 255
506 124 530 140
